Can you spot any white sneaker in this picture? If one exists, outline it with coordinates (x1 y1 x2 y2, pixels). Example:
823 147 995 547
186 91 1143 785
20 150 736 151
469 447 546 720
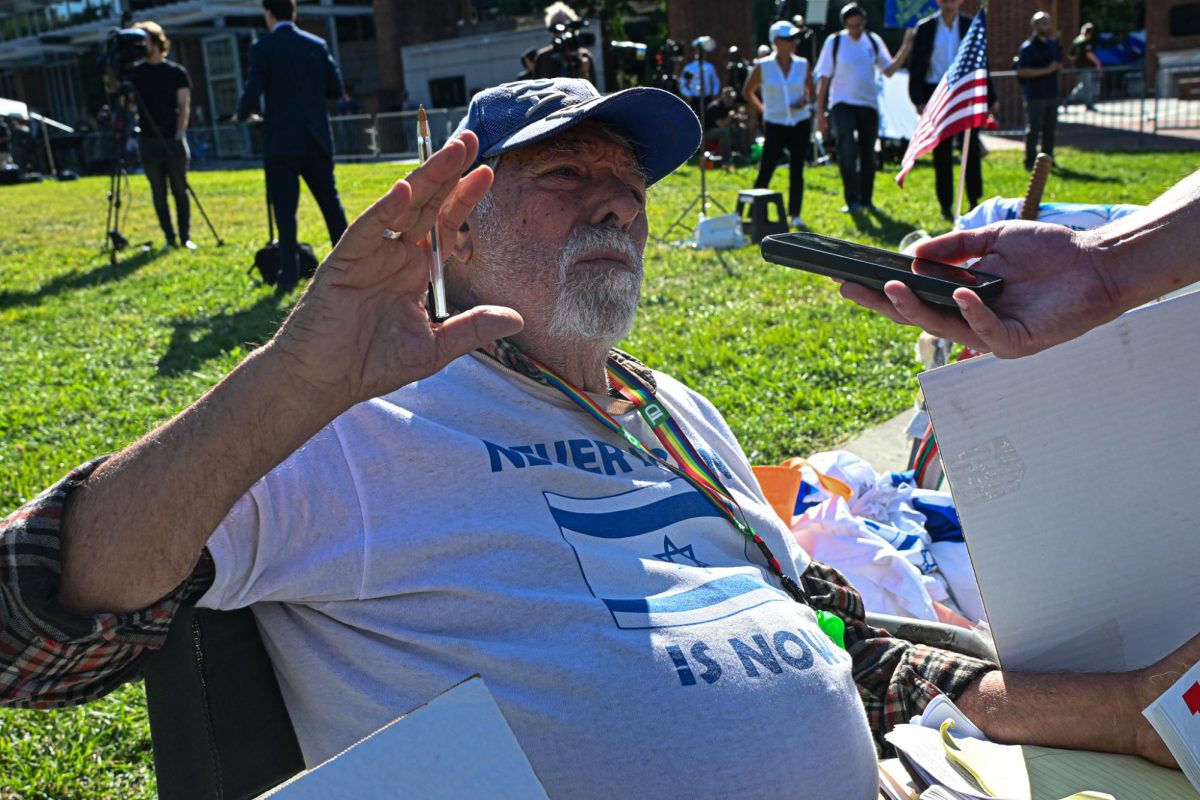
790 216 806 229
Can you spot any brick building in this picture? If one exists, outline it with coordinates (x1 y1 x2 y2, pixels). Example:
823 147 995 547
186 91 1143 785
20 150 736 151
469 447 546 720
1 0 1195 150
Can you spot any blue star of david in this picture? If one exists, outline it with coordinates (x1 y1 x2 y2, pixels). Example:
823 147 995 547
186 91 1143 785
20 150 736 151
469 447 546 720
652 535 709 567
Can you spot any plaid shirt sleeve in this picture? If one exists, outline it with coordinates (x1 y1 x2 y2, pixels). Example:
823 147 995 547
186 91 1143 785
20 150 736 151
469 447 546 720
800 559 997 755
0 458 213 708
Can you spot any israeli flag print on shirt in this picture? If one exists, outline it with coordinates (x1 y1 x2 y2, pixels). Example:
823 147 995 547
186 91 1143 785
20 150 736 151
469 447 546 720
545 477 790 630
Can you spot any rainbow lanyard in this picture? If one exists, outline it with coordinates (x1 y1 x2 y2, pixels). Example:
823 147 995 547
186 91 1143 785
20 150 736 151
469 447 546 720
523 352 811 609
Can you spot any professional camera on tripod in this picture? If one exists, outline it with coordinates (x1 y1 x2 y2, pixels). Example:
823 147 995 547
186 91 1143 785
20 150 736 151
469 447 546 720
99 27 149 258
99 24 223 264
532 13 597 82
609 37 686 92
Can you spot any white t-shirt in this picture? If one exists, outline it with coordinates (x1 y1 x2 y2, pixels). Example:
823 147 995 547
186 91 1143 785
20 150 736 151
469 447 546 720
199 352 879 800
927 16 962 84
760 52 812 126
815 30 892 110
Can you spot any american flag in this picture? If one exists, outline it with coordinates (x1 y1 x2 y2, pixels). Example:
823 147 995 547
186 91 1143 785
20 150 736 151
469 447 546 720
896 9 989 187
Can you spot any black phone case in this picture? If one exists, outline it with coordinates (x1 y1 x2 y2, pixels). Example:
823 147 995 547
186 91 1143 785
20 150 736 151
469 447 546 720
760 232 1003 308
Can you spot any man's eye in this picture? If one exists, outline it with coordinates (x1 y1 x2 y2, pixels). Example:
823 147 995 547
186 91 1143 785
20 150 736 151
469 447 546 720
550 166 580 178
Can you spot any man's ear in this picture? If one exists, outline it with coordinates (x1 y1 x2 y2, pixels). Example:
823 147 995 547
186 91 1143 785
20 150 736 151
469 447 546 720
451 216 475 265
444 217 478 310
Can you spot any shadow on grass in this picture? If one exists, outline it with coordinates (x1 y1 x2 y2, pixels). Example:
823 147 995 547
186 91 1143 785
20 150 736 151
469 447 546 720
0 248 163 310
157 292 288 377
1048 164 1123 184
851 207 921 244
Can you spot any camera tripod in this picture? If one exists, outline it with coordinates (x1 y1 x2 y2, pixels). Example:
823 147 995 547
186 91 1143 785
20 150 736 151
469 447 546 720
659 44 733 272
102 87 146 263
102 80 225 265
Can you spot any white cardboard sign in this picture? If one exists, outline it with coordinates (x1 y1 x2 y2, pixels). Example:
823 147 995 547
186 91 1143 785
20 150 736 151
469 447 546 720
258 676 548 799
920 290 1200 673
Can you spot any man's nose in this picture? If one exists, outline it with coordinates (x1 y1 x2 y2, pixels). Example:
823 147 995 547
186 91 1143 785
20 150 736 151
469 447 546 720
590 173 644 231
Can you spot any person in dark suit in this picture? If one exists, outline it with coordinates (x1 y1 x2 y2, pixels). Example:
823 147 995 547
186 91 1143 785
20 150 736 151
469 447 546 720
237 0 348 291
908 0 988 220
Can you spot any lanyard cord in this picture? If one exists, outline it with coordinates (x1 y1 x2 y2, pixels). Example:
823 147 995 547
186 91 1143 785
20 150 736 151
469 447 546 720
522 352 810 608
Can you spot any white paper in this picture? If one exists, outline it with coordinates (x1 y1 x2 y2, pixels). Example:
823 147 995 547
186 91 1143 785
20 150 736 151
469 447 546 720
884 724 994 799
919 291 1200 673
258 676 548 799
1143 658 1200 793
917 694 987 741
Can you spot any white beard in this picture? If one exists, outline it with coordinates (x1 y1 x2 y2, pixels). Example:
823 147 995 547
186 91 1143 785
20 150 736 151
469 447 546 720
547 225 643 344
472 194 644 347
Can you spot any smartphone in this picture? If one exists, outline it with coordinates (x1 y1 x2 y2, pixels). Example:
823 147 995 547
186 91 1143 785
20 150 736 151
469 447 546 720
760 232 1003 308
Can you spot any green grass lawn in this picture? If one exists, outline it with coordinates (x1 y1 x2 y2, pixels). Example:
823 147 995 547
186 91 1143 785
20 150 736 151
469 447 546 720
0 144 1192 798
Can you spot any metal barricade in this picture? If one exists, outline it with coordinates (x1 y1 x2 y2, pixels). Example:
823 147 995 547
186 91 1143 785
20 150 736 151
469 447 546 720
1154 65 1200 132
1056 64 1149 134
331 114 377 160
186 126 219 163
213 123 259 161
989 65 1152 141
373 111 418 159
374 107 469 160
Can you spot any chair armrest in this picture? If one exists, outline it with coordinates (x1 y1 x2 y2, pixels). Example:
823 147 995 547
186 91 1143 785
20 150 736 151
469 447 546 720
865 611 998 662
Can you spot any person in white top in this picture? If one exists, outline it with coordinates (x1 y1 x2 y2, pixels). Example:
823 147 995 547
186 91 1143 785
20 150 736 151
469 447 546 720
814 3 913 213
742 19 815 229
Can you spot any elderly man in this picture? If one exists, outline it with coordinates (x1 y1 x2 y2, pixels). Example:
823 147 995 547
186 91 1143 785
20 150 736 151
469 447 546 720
0 79 1192 798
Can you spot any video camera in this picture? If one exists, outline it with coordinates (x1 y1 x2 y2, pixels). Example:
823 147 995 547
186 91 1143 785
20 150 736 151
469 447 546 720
101 27 148 76
726 46 751 91
548 18 596 54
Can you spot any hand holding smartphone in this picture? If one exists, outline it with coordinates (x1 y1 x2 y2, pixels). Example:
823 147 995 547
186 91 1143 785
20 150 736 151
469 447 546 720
760 232 1003 308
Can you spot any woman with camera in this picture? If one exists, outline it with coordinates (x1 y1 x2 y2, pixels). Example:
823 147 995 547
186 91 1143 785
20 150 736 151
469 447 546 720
742 20 815 230
130 21 194 250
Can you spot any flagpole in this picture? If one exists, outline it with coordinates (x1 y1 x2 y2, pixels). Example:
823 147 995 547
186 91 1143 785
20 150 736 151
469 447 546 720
953 0 989 221
954 126 972 221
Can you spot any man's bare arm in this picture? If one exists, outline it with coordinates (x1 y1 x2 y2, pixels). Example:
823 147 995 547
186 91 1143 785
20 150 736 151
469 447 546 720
175 86 190 138
955 633 1199 766
815 75 831 134
882 27 915 78
58 133 522 614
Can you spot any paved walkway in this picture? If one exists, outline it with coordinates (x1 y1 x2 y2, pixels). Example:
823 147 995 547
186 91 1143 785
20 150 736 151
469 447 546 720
837 410 916 474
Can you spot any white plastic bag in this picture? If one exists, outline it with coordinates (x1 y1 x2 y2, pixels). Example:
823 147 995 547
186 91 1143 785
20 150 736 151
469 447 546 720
693 212 746 249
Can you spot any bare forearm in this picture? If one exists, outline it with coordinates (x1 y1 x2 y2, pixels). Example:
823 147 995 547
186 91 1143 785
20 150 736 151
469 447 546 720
59 346 344 614
1089 167 1200 310
955 670 1140 755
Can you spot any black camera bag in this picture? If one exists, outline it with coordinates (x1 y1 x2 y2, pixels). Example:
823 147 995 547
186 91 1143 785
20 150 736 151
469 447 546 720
250 185 319 286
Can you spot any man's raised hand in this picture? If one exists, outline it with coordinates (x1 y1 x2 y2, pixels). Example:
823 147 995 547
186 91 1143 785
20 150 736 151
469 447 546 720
270 131 523 409
838 221 1122 359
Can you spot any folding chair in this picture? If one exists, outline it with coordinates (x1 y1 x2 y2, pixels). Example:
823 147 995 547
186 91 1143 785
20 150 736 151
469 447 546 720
142 605 304 800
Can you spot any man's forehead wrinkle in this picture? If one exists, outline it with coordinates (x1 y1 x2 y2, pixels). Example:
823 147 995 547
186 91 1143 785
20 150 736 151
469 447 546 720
518 135 647 183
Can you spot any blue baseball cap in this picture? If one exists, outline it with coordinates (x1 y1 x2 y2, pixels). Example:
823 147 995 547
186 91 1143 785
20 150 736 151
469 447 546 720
452 78 701 186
